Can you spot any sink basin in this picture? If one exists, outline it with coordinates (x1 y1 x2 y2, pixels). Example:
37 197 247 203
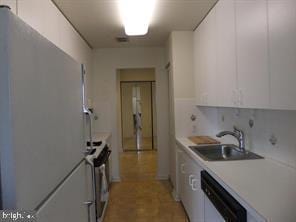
189 144 263 161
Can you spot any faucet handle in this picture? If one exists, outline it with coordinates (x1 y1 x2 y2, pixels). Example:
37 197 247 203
233 126 243 135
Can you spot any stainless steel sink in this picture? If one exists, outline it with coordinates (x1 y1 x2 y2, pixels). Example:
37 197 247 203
189 144 263 161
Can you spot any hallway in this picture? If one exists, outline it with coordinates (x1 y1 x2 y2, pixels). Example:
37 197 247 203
104 151 187 222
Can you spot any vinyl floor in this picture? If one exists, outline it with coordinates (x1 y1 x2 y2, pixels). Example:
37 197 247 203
122 137 155 151
103 151 188 222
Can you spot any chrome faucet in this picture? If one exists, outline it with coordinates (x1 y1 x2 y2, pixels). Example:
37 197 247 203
216 126 246 152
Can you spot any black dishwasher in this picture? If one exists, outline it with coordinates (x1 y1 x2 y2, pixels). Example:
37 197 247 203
201 171 247 222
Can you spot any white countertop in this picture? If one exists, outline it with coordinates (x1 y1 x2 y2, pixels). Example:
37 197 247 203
176 137 296 222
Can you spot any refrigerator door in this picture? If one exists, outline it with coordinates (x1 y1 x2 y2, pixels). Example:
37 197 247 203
0 8 84 209
36 162 89 222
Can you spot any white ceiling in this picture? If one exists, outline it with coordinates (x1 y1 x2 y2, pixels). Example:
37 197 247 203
53 0 217 48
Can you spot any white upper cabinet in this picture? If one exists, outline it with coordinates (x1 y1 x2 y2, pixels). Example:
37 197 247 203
194 8 217 106
215 0 237 107
268 0 296 110
194 0 296 110
193 23 203 105
203 8 217 106
235 0 270 109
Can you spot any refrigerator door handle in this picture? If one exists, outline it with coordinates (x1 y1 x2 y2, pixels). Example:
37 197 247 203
81 64 94 154
83 201 94 222
81 64 88 114
85 111 93 153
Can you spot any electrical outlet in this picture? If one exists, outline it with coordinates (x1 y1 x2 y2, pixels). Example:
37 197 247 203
192 125 197 134
234 108 240 118
249 119 254 128
269 134 277 146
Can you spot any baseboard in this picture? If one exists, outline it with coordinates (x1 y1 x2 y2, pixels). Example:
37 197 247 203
111 176 121 182
172 188 180 202
156 174 169 180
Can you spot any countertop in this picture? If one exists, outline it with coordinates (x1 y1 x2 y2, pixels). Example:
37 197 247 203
176 137 296 222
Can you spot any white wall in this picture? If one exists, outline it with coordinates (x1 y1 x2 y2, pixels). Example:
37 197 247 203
165 31 197 192
0 0 93 100
92 48 169 181
170 31 195 99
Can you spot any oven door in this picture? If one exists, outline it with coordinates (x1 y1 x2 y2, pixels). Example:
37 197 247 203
94 150 111 220
95 166 104 219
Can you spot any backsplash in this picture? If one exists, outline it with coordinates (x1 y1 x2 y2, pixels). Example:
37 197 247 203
194 106 296 169
174 98 198 137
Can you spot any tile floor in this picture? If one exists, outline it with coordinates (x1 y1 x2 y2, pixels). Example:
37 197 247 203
103 151 187 222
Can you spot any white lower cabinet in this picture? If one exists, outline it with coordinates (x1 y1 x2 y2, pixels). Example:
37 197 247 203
177 146 204 222
187 157 204 222
177 149 190 212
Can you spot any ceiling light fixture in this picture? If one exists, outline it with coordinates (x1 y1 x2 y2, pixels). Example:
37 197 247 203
118 0 156 36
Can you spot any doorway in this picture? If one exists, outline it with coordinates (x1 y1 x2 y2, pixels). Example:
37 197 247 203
119 69 157 151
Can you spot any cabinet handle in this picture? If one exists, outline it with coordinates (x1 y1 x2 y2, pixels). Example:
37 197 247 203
232 90 237 106
181 164 186 174
203 93 208 105
191 179 198 191
239 89 244 106
189 175 195 186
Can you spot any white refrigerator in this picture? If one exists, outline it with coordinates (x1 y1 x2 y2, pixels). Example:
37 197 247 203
0 6 93 222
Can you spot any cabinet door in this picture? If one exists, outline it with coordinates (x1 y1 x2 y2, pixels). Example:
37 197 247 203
177 150 205 221
202 8 217 106
176 148 183 199
195 16 209 106
195 7 217 106
268 0 296 110
181 154 192 218
236 0 270 108
216 0 238 107
189 161 205 222
177 150 186 202
194 24 203 105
